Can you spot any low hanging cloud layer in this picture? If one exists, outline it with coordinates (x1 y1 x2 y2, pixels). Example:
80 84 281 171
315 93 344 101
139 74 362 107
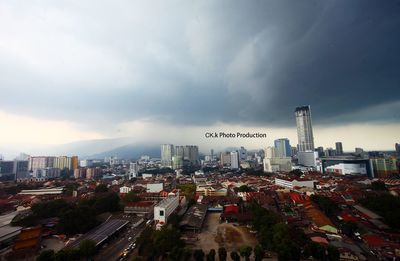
0 0 399 153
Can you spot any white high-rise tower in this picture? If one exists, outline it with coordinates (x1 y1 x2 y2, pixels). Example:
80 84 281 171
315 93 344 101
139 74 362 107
161 144 174 167
295 105 315 152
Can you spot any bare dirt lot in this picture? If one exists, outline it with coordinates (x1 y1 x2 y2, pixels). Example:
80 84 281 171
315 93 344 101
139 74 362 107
184 212 258 252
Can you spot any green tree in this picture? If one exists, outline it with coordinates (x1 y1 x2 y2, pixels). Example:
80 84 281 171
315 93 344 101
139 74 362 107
94 184 108 193
218 247 227 261
206 249 216 261
239 246 252 261
342 221 358 236
371 180 387 191
122 190 141 204
153 227 185 257
359 194 400 229
55 249 80 261
238 185 252 192
303 242 325 260
310 195 339 216
230 251 240 261
177 183 196 205
182 248 192 261
93 192 120 213
169 247 183 261
289 169 303 177
193 249 205 261
36 250 55 261
276 240 300 261
327 245 340 261
253 245 264 261
31 199 70 219
79 239 96 260
58 205 98 235
168 213 182 229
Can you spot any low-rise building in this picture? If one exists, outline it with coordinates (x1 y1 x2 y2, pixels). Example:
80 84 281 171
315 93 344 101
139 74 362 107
154 194 180 229
263 157 292 172
275 177 315 189
146 183 163 193
370 157 398 178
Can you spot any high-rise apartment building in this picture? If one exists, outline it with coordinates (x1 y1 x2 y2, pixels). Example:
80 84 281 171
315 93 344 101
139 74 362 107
230 151 239 169
291 147 298 157
263 146 292 172
175 146 185 159
29 156 56 171
13 160 29 180
265 147 276 159
274 139 291 157
295 105 315 152
335 142 343 155
129 162 139 179
54 156 72 170
220 152 231 167
316 146 324 158
325 148 336 157
71 156 79 170
184 145 199 165
239 147 247 160
161 144 174 167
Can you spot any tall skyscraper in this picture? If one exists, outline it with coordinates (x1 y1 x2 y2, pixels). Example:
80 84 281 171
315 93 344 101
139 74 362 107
129 162 139 179
335 142 343 155
396 143 400 156
274 138 291 157
230 151 239 169
184 145 199 166
264 147 276 159
161 144 174 167
239 146 247 160
175 146 185 158
295 105 315 152
316 146 324 158
71 156 79 170
29 156 55 171
220 152 231 167
54 156 72 170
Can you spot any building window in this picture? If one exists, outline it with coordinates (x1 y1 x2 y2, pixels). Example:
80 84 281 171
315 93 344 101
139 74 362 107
159 210 164 216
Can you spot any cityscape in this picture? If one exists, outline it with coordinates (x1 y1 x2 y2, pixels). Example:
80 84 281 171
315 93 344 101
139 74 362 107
1 1 400 261
0 105 399 261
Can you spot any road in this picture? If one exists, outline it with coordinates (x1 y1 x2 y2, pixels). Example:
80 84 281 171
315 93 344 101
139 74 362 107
94 219 147 261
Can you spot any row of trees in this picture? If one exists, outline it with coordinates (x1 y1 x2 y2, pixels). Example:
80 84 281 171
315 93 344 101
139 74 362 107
12 192 120 235
37 239 96 261
250 202 339 261
133 245 261 261
192 246 257 261
136 226 186 259
310 194 340 217
359 193 400 229
177 183 197 205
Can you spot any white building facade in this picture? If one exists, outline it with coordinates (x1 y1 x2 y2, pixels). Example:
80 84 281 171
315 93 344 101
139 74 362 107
154 194 180 228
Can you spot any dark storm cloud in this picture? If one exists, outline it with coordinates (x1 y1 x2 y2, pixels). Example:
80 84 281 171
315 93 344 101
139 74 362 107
0 0 399 128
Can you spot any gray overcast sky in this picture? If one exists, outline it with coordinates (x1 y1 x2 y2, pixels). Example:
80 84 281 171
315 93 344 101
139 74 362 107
0 0 399 155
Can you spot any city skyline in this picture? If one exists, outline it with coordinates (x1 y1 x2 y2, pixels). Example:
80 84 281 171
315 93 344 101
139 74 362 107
0 1 399 156
1 2 400 259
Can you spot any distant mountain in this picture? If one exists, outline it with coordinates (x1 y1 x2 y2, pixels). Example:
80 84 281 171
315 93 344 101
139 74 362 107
0 136 259 160
0 137 161 160
46 137 133 157
86 143 160 160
